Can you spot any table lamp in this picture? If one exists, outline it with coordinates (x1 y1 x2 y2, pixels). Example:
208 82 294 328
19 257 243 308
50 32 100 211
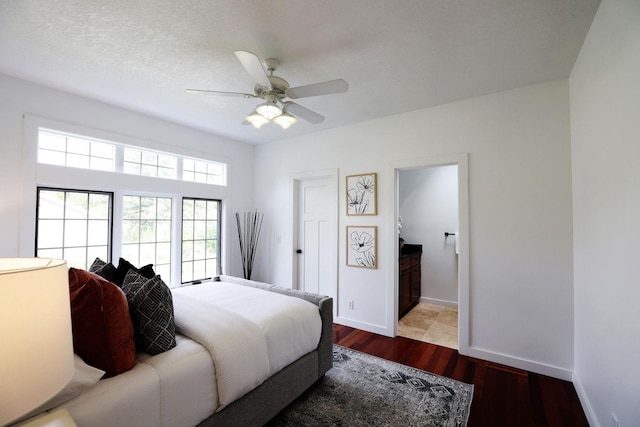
0 258 74 426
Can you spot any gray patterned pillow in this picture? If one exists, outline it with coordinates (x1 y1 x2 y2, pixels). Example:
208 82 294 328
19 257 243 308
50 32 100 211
122 270 176 355
89 257 117 283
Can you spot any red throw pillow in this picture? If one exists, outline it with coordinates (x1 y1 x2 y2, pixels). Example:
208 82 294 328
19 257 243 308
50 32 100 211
68 268 136 378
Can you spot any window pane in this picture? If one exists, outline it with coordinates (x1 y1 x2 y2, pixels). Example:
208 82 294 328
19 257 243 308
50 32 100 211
67 138 90 155
123 196 140 219
37 219 63 248
39 190 65 218
67 153 90 169
182 241 193 262
87 246 108 264
141 152 158 165
89 194 110 219
63 247 87 269
122 220 140 244
141 164 157 176
121 244 139 266
64 219 88 247
39 149 66 166
206 220 217 239
140 220 156 243
91 141 114 158
124 148 141 163
194 220 206 240
157 198 172 220
182 199 194 219
65 192 88 219
157 220 171 242
124 162 141 175
140 197 157 219
39 132 66 151
183 220 194 240
88 220 109 246
156 242 171 264
139 243 156 266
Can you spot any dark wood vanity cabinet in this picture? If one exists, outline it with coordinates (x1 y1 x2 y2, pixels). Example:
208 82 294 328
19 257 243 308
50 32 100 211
399 244 422 319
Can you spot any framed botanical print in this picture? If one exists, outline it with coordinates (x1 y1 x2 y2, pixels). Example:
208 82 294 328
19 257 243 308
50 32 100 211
346 173 377 216
346 225 377 269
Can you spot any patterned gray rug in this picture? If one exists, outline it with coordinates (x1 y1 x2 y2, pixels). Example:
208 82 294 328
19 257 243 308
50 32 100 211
267 345 473 426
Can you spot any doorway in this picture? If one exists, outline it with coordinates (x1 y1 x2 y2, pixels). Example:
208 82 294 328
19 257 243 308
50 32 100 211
397 165 459 349
389 154 469 355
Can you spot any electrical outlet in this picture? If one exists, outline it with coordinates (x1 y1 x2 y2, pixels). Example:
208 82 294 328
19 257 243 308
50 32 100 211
611 413 619 427
348 300 354 309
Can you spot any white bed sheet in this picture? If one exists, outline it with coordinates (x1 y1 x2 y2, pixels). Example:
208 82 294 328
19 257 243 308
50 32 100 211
137 334 217 427
56 362 160 427
171 281 322 411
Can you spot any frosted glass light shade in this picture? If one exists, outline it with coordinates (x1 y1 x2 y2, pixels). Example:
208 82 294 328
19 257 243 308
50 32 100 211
245 110 269 128
0 258 74 426
256 102 282 120
273 111 297 129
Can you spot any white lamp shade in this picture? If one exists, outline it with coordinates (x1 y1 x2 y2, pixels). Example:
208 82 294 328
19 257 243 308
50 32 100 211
0 258 74 426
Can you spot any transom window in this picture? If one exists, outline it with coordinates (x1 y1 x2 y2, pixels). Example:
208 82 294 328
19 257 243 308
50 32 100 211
123 148 176 179
36 129 227 187
38 130 115 172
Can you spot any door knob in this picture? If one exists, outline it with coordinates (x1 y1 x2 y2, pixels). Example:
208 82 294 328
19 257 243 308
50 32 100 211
296 249 302 254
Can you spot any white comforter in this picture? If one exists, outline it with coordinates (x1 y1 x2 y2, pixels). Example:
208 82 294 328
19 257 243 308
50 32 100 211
171 281 322 411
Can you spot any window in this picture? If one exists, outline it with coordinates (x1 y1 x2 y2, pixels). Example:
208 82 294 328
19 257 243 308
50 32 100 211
38 130 115 171
123 148 176 179
37 129 227 187
28 118 228 286
121 196 172 280
36 188 112 270
183 158 226 186
181 198 221 283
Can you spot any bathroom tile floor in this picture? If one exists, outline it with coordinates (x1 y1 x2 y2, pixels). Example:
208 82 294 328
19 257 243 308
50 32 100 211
398 302 458 349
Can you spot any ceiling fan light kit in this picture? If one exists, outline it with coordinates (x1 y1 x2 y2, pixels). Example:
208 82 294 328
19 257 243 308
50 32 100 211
272 110 297 129
188 50 348 130
245 109 270 128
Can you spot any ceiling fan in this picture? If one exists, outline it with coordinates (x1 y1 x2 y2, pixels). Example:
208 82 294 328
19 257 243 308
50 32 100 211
186 50 348 129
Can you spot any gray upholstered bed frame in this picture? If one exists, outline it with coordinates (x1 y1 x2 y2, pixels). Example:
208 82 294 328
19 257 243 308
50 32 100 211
196 275 333 427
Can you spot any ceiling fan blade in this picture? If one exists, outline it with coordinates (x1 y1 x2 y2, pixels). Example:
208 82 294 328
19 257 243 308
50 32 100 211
234 50 272 89
186 88 258 98
284 101 325 124
287 79 348 99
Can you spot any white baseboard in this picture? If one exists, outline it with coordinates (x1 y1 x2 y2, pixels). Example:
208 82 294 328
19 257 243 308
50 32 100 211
467 346 574 381
419 296 458 309
572 371 599 427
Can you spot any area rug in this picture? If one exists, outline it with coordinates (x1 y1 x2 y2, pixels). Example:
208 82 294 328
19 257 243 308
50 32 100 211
267 345 473 426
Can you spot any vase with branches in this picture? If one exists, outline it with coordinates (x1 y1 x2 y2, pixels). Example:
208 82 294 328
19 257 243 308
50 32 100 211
235 210 264 280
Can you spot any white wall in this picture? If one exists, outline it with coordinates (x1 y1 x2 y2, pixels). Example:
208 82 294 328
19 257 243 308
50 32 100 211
570 0 640 425
0 73 255 278
399 165 459 306
254 78 575 378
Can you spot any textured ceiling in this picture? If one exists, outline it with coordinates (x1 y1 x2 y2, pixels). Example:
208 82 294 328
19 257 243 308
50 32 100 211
0 0 600 145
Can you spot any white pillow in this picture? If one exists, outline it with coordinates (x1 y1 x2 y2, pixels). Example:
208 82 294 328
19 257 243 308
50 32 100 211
15 354 105 422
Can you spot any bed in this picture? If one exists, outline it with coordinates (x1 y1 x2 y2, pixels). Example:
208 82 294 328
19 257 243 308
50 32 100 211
19 274 333 427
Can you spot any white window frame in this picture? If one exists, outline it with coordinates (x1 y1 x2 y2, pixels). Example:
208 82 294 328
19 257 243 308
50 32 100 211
21 115 231 286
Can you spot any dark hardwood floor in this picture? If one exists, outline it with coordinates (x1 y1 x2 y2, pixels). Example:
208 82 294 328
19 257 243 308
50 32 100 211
333 324 589 427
